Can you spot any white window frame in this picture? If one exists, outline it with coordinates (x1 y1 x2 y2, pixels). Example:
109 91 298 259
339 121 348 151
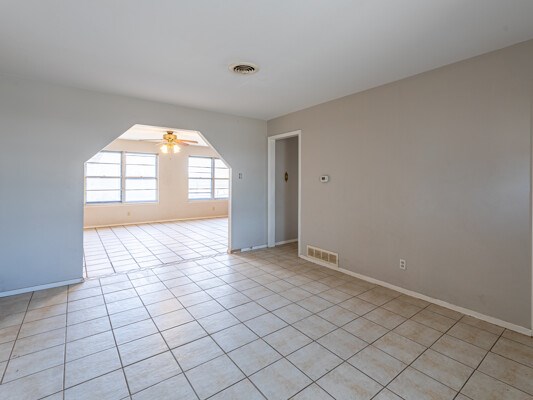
188 156 229 201
84 150 122 204
84 150 159 205
124 152 159 204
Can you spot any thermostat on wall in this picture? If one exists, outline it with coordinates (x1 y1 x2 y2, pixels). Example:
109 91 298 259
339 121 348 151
320 175 329 183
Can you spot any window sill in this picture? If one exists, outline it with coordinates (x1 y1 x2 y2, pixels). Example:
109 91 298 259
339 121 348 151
188 198 229 203
85 201 159 207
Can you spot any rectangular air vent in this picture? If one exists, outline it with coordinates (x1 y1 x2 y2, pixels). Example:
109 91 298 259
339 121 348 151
306 245 339 267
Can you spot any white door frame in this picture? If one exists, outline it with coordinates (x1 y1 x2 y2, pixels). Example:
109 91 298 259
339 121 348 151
267 130 302 255
530 98 533 335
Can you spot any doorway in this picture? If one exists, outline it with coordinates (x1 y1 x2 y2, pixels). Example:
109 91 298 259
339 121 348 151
267 130 301 254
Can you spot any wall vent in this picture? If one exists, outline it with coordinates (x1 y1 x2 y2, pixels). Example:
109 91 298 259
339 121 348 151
307 245 338 267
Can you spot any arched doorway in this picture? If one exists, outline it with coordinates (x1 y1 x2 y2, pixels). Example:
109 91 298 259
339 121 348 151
82 124 232 278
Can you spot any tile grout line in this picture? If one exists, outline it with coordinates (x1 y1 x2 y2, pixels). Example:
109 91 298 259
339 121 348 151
136 222 199 261
77 226 135 396
148 219 226 250
3 245 360 393
129 219 226 263
84 243 228 282
94 226 124 275
117 260 275 398
1 242 531 399
124 265 202 400
385 312 464 398
116 246 526 399
451 326 506 399
0 291 34 385
99 280 133 398
124 224 181 267
454 327 533 399
239 250 468 399
62 288 70 400
180 270 395 399
113 245 318 399
1 288 515 393
125 256 278 400
300 298 435 400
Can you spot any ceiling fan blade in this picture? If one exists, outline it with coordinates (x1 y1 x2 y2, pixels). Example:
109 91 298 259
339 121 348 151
177 140 198 144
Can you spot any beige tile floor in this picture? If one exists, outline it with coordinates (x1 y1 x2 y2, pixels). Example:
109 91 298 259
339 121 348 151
83 218 228 278
1 241 532 399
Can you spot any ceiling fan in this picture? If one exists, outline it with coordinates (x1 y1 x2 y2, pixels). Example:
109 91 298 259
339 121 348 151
144 131 198 154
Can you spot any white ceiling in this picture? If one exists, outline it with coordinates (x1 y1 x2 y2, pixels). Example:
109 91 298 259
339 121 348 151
119 125 208 146
1 1 533 120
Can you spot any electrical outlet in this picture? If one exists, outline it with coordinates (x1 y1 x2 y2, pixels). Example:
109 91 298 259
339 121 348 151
399 259 406 270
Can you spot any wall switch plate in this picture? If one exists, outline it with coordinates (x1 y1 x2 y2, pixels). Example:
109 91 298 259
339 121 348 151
320 175 329 183
399 259 406 270
238 172 243 179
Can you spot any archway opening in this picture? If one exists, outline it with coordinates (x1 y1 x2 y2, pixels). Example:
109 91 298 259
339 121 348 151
82 124 231 278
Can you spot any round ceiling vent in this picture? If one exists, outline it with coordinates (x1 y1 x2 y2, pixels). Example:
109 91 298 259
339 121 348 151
230 62 259 75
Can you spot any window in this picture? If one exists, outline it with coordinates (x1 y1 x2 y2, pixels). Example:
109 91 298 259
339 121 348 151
84 151 158 204
85 151 122 203
124 153 158 202
213 158 230 199
188 156 229 200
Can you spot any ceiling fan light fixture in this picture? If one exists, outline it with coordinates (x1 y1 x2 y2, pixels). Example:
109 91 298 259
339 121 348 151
158 130 195 155
160 143 180 154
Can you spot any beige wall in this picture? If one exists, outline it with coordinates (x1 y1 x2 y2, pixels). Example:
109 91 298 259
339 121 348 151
84 139 228 228
268 40 533 330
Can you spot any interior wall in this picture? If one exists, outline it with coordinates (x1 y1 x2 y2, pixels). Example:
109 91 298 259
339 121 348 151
84 139 228 227
268 40 533 330
275 137 299 243
0 75 266 294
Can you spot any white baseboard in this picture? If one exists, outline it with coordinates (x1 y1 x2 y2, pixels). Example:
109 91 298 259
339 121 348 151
275 239 298 246
299 255 532 337
0 278 84 298
240 244 268 252
84 215 228 229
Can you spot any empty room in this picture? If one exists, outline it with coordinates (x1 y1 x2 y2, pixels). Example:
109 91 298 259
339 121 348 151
0 1 532 400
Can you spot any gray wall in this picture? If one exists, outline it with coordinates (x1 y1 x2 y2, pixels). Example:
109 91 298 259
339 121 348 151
275 137 299 243
0 75 267 293
268 40 533 329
